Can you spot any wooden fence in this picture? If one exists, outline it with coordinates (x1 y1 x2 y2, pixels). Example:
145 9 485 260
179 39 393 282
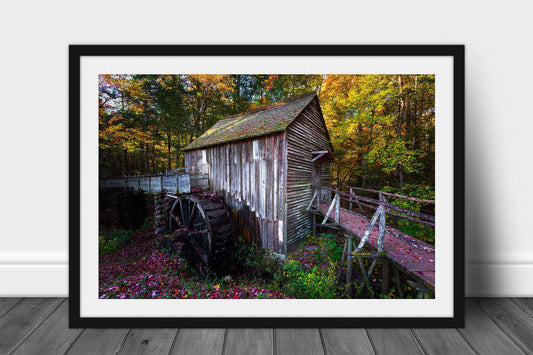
99 169 209 194
307 185 436 296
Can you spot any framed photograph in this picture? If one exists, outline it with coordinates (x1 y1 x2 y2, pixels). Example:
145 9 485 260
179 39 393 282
70 45 464 327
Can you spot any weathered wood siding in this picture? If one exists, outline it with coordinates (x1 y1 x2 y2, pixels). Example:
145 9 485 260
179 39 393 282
285 98 332 251
185 133 286 254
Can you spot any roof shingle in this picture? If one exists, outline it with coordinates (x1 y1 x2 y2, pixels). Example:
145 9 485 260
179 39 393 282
183 94 316 151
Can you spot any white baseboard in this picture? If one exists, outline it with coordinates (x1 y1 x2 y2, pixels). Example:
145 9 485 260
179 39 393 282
465 263 533 297
0 264 68 297
1 262 532 297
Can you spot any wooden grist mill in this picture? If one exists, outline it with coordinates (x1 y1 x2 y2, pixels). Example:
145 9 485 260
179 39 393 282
100 93 436 296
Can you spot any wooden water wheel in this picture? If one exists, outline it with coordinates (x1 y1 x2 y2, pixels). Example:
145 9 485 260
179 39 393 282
168 191 233 272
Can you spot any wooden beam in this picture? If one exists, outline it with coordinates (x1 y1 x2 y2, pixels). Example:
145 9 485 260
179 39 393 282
394 267 404 298
337 238 348 281
345 235 354 295
321 193 338 224
334 193 340 223
310 153 326 162
378 194 386 253
382 262 390 295
306 189 318 211
353 206 382 251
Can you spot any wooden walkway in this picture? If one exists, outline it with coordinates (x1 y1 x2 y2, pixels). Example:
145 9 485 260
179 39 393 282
1 298 533 354
317 203 435 289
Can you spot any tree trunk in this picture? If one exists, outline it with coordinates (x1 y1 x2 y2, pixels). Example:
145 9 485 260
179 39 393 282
233 75 241 114
143 101 149 174
139 142 145 174
123 149 127 176
362 111 375 188
151 142 155 174
397 75 406 187
190 85 208 143
167 133 172 171
397 75 406 137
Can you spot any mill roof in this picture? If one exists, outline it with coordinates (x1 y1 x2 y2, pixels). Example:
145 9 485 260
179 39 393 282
183 94 316 151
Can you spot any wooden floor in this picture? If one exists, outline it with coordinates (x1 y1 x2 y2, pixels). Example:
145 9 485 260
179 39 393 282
1 299 532 354
317 203 436 289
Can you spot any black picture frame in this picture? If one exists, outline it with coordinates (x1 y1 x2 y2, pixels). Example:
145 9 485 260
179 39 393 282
69 45 465 328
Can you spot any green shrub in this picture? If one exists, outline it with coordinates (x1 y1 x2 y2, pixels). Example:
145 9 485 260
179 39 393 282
317 234 343 263
274 259 340 299
99 229 131 256
396 220 434 244
234 237 281 278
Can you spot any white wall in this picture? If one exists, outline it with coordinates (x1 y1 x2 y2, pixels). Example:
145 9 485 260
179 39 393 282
1 0 531 297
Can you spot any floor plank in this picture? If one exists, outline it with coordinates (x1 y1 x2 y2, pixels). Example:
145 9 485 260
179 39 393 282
0 297 531 354
365 329 424 355
275 329 324 355
412 328 475 354
320 328 375 355
475 298 533 354
66 328 130 355
170 329 225 355
512 298 533 318
0 298 63 354
0 298 21 318
224 328 273 355
11 299 82 355
117 329 177 355
459 299 525 355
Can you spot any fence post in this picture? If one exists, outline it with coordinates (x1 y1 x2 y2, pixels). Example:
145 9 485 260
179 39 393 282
349 187 353 211
334 190 340 224
378 193 386 253
337 238 348 282
345 235 354 295
382 262 390 295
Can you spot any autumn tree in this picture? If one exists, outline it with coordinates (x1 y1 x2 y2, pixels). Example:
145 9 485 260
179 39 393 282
99 74 435 195
320 74 434 189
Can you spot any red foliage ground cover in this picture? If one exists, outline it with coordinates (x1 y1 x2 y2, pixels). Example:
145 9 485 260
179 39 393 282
99 234 289 299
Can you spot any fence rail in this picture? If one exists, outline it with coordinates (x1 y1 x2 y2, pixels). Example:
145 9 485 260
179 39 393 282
319 186 435 227
340 185 435 204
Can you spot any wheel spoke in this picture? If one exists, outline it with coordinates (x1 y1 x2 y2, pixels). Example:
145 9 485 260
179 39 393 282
167 192 232 271
178 198 185 225
170 213 181 226
186 199 191 225
189 229 207 235
188 203 198 228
